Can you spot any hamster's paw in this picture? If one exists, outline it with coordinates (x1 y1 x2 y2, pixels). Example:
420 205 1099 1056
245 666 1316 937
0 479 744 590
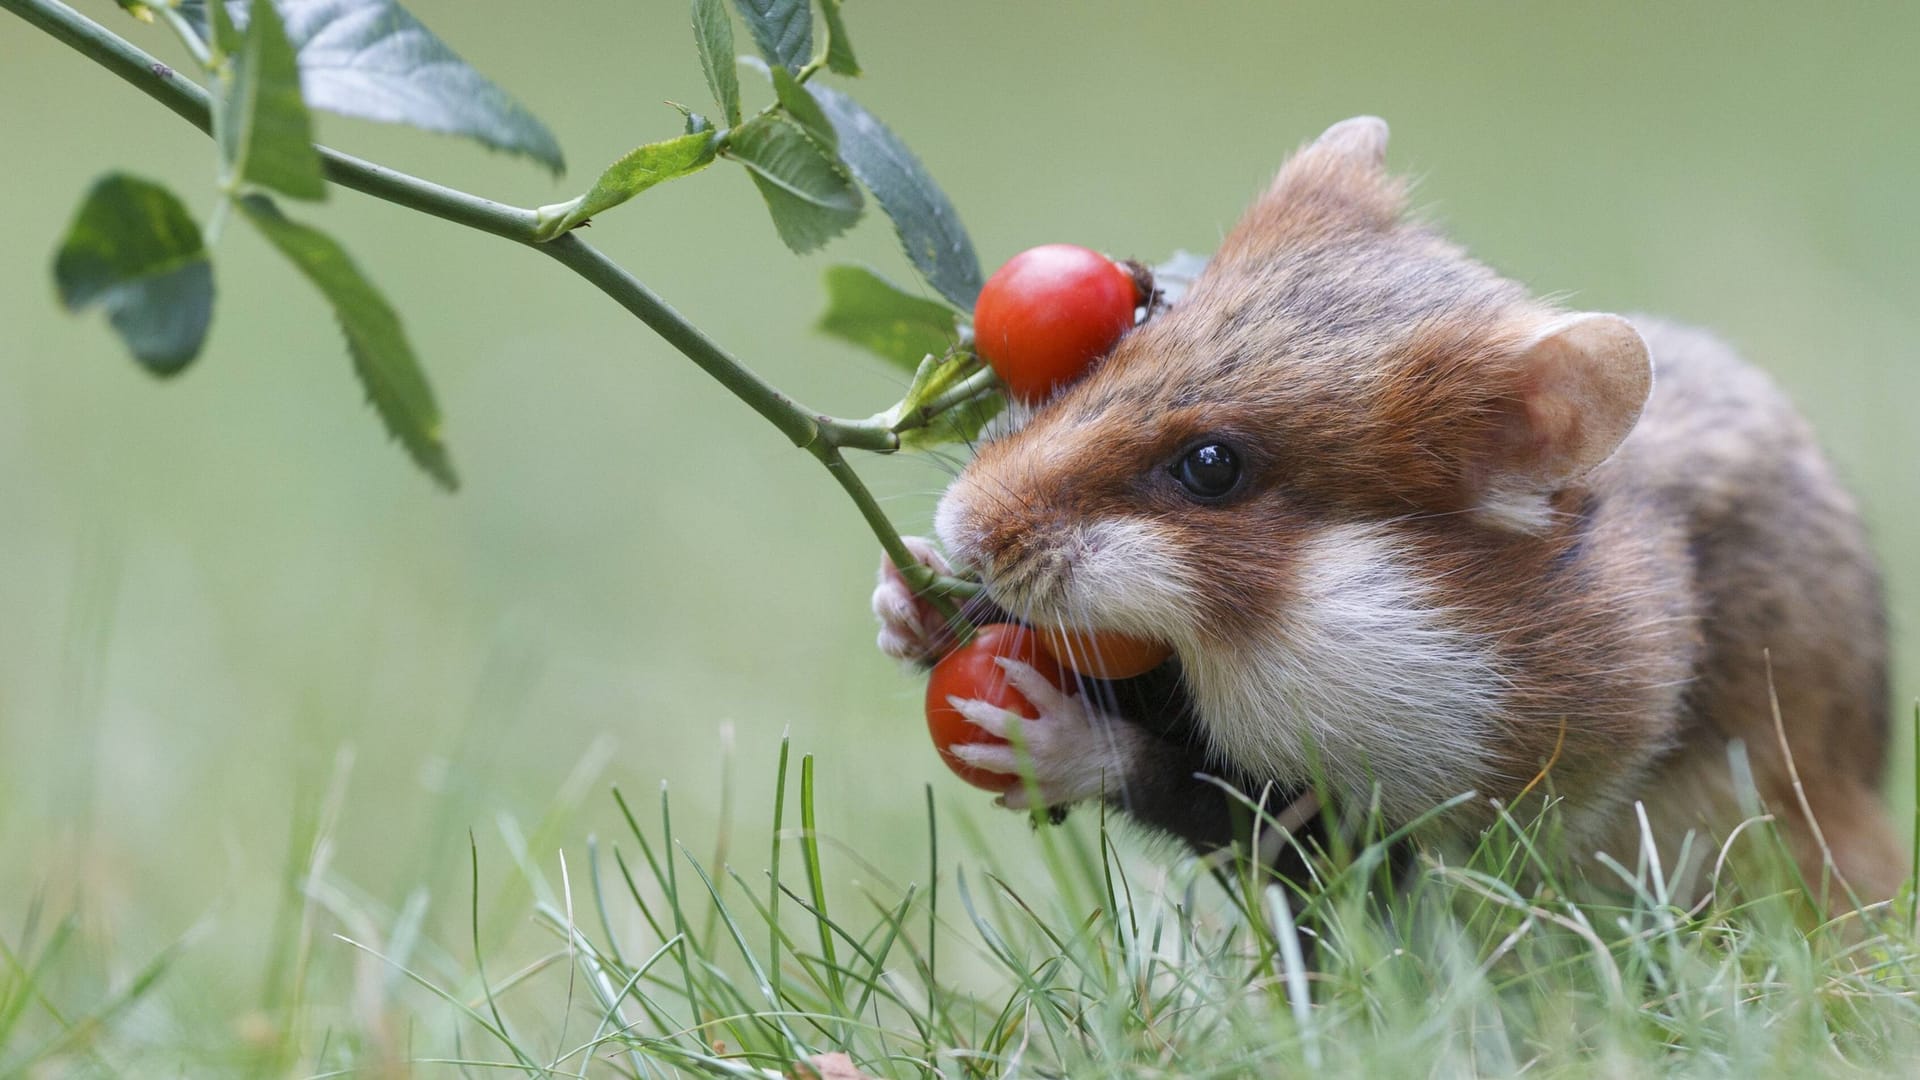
873 537 958 665
946 658 1144 812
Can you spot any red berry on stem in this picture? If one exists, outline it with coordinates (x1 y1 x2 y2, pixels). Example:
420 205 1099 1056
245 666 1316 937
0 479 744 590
973 244 1138 403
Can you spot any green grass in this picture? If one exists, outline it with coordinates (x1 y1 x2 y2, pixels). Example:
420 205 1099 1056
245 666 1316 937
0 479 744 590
8 734 1919 1078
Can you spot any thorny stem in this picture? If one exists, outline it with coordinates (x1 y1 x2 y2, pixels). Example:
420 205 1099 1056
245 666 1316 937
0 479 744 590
4 0 976 613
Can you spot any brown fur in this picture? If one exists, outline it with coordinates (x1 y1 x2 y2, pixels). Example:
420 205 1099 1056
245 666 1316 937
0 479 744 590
935 118 1901 905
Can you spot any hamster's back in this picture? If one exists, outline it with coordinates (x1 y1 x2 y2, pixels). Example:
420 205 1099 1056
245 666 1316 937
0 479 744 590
1596 318 1899 898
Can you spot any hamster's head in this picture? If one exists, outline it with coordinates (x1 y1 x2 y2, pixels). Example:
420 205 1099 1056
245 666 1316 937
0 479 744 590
934 117 1654 810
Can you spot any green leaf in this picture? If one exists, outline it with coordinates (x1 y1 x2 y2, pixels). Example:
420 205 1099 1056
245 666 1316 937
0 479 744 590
806 86 982 309
113 0 157 22
52 174 214 376
690 0 742 127
885 351 1003 451
731 0 811 71
724 114 862 254
202 0 241 54
901 389 1003 450
818 0 859 76
217 0 325 200
770 64 834 149
288 0 563 173
816 265 957 372
533 130 718 240
237 194 456 489
185 1 565 175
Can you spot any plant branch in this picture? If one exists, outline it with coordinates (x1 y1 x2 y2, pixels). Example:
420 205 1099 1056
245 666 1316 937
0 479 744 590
816 447 960 622
5 0 545 242
14 0 815 445
5 0 214 133
2 0 982 605
536 237 819 448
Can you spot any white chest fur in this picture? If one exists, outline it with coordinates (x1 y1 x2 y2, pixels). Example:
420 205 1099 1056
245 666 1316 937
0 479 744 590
1178 523 1508 822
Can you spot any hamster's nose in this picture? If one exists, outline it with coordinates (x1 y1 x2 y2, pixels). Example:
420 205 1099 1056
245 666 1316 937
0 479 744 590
936 481 1077 602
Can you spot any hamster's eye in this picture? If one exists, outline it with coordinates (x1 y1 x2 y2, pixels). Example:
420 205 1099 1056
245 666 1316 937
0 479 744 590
1173 441 1241 499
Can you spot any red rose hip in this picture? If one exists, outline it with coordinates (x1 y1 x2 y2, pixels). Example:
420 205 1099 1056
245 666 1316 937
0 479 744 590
973 244 1139 403
924 623 1068 791
1034 625 1173 680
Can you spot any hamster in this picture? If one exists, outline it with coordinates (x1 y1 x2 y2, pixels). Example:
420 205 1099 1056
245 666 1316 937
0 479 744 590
872 117 1904 905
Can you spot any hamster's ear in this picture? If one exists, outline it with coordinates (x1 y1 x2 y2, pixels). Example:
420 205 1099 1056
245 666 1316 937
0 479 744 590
1220 116 1403 261
1283 115 1390 181
1483 313 1651 515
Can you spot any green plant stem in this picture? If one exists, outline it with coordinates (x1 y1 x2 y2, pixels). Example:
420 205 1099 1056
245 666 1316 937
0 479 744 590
3 0 972 604
5 0 816 443
7 0 550 244
154 5 211 68
536 238 820 448
818 416 900 452
5 0 209 131
816 447 961 621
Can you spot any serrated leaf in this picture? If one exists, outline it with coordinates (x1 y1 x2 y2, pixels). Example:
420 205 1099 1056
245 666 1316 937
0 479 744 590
816 265 957 372
725 114 861 254
818 0 859 76
806 86 981 309
184 1 564 174
690 0 741 126
217 0 325 200
732 0 811 71
237 194 456 489
770 64 834 150
287 0 563 173
742 172 857 255
52 174 214 376
533 130 717 240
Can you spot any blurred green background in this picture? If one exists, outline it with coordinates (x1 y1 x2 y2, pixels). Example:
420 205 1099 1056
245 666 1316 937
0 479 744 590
2 0 1916 1057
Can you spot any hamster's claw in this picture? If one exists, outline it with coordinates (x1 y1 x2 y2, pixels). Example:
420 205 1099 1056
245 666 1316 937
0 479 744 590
872 537 956 665
947 734 1021 775
993 657 1075 716
944 695 1018 740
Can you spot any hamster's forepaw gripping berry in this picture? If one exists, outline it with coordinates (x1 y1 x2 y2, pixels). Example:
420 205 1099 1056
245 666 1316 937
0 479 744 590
872 537 956 665
945 657 1142 811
